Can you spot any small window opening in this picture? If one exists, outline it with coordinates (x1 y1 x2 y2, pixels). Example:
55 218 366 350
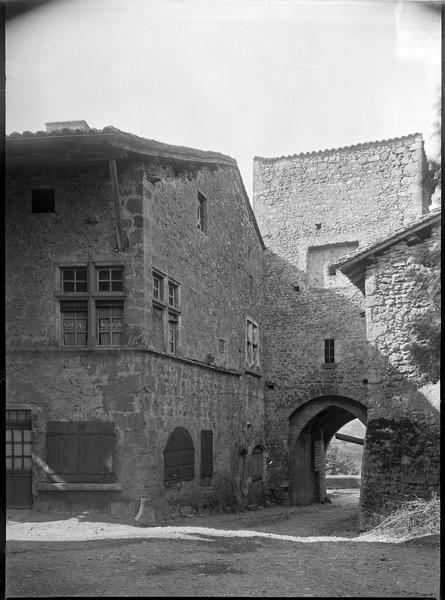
217 338 227 366
197 192 207 233
32 189 55 213
328 264 337 276
324 338 335 363
315 222 322 230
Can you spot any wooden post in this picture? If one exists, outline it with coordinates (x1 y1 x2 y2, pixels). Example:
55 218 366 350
335 433 364 446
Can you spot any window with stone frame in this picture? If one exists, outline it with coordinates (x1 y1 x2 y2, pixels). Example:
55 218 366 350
58 264 124 348
152 269 180 354
217 338 227 366
324 338 336 363
246 318 259 368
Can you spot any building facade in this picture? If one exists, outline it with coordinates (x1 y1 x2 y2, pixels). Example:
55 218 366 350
6 121 266 518
338 212 440 519
6 124 440 522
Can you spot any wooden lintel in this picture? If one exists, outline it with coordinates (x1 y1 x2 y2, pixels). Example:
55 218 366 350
109 159 125 251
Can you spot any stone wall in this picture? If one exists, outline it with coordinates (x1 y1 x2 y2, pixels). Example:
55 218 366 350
359 222 440 518
252 134 436 514
6 157 265 515
253 134 430 271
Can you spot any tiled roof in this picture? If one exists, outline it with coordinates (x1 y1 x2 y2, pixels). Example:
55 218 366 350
253 133 422 163
337 210 441 292
6 124 237 166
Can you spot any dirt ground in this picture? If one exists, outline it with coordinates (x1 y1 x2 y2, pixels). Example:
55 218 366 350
6 490 440 598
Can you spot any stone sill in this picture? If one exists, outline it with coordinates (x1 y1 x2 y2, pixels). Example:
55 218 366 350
321 363 338 370
7 347 242 376
38 483 122 492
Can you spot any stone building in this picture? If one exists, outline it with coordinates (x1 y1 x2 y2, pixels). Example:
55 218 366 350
6 121 266 518
338 211 440 519
253 134 440 516
6 124 440 522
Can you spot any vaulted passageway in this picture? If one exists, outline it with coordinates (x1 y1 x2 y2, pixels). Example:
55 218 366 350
288 396 367 506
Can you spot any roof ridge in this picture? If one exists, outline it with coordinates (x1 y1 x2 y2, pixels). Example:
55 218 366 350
102 125 236 162
254 133 423 162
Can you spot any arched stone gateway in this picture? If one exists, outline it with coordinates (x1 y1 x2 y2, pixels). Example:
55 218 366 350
288 395 367 506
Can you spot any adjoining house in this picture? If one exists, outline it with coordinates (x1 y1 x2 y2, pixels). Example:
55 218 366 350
6 122 440 522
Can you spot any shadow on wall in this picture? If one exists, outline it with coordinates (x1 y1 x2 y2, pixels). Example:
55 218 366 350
261 250 440 523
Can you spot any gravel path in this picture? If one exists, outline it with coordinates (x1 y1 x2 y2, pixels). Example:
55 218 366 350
6 491 440 597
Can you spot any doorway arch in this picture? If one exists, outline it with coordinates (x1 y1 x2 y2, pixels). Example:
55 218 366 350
288 395 367 505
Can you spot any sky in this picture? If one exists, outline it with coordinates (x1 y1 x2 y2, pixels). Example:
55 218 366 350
6 0 441 199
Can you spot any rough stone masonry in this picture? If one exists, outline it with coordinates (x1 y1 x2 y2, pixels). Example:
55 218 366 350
5 123 440 523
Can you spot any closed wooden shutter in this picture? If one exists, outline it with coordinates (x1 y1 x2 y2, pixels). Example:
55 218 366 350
200 430 213 480
152 305 164 350
47 421 115 482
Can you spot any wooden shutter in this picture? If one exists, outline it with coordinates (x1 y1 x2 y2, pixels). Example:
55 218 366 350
200 430 213 479
47 421 115 482
152 305 164 350
251 445 264 482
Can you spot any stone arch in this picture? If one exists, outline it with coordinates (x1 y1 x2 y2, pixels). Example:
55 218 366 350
163 426 195 486
288 395 367 506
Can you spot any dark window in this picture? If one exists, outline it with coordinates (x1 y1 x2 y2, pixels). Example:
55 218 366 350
97 301 123 346
46 421 115 483
324 339 335 363
197 191 207 233
315 222 322 230
164 427 195 485
97 267 123 292
251 445 264 482
200 430 213 482
60 300 88 347
328 264 337 276
62 268 88 293
32 189 55 213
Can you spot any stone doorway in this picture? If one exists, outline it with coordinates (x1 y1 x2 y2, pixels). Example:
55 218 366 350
288 396 367 506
